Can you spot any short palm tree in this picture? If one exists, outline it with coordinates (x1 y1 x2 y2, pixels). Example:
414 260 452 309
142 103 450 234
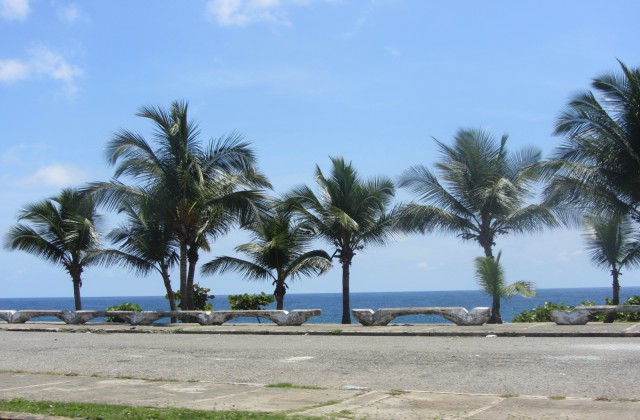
398 128 558 258
284 157 398 324
4 188 102 310
99 194 180 311
474 251 536 324
544 61 640 221
201 209 332 310
583 214 640 322
89 101 271 310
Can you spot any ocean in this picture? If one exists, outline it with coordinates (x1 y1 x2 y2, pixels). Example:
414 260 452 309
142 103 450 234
1 287 639 324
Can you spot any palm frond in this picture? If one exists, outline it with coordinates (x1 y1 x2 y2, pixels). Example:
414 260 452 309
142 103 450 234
399 129 549 255
474 255 505 298
201 256 274 281
503 281 536 298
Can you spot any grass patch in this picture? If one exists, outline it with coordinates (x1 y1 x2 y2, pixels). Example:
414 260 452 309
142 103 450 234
1 370 180 383
616 397 639 403
0 398 320 419
594 396 639 403
329 329 343 335
500 393 519 398
548 395 566 400
0 369 78 377
266 382 325 390
388 390 408 397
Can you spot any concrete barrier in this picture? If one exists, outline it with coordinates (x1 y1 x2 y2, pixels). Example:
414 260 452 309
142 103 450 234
352 307 491 326
0 309 322 326
551 305 640 325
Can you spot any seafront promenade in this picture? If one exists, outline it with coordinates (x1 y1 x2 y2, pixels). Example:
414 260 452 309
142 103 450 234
1 322 639 419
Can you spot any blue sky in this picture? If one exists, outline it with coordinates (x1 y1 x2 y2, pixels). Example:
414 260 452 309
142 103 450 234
1 0 639 299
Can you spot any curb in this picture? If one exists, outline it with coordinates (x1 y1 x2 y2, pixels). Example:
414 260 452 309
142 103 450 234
2 325 640 338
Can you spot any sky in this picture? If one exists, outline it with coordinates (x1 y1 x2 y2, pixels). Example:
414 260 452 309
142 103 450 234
1 0 639 300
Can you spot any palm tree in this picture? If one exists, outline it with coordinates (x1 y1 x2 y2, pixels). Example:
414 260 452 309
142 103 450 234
284 157 398 324
98 194 180 311
543 61 640 222
4 188 102 310
474 251 536 324
398 128 558 258
89 101 271 310
583 214 640 322
201 209 332 310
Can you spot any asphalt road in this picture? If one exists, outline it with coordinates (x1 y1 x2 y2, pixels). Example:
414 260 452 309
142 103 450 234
2 331 639 399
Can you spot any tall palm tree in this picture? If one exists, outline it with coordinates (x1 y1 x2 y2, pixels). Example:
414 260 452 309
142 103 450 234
4 188 102 310
201 209 332 310
89 101 271 310
474 251 536 324
98 194 180 311
583 214 640 322
398 128 558 258
543 61 640 221
284 157 398 324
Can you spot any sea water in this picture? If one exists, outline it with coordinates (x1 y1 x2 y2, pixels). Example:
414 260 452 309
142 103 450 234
1 287 639 324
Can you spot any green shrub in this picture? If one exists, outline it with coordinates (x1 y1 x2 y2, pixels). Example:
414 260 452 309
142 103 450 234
512 302 574 322
105 302 142 322
603 295 640 322
227 292 275 324
171 283 214 310
228 292 275 310
513 296 640 322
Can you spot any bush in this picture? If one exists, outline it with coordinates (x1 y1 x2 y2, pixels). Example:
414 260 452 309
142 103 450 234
602 295 640 322
171 283 214 310
512 296 640 322
105 302 142 322
512 302 574 323
228 292 275 311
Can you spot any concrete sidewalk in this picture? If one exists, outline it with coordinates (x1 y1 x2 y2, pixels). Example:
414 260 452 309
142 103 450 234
1 372 638 419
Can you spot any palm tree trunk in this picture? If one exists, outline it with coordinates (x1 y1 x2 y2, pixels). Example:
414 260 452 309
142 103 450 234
186 245 199 310
605 268 621 323
612 269 620 305
179 241 188 310
163 276 177 311
483 244 493 259
72 275 82 311
488 295 502 324
341 260 351 324
274 280 286 310
161 267 177 322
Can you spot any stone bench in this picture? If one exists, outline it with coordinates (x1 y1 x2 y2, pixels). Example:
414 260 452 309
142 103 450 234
352 307 491 326
0 309 322 326
550 305 640 325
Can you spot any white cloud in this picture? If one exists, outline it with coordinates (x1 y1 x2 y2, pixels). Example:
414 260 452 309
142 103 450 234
0 59 29 82
57 3 87 23
0 0 29 21
29 44 83 84
21 164 89 188
206 0 292 26
0 44 83 93
417 261 430 270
